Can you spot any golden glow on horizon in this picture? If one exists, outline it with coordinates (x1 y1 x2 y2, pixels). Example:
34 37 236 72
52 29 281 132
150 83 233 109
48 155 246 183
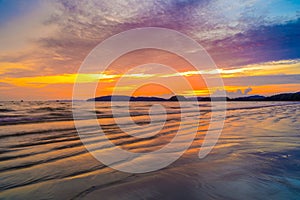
1 73 127 87
0 59 299 99
174 84 300 97
132 84 174 96
3 59 299 86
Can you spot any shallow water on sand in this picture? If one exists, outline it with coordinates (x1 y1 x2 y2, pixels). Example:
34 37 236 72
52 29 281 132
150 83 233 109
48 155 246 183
0 101 299 199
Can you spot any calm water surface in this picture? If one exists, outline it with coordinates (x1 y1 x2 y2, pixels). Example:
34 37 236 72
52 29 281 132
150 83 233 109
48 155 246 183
0 101 299 199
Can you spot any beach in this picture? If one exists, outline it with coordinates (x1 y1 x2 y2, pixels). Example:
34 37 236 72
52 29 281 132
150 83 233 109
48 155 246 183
0 101 299 199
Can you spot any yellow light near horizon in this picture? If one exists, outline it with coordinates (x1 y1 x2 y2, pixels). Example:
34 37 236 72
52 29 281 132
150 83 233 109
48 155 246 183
0 59 299 99
1 73 118 87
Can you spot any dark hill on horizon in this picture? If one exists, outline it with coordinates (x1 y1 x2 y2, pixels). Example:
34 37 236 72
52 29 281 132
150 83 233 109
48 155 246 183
88 95 166 101
87 92 300 102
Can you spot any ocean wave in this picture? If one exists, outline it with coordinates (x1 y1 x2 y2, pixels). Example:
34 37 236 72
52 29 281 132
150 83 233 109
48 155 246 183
33 106 67 112
0 108 15 112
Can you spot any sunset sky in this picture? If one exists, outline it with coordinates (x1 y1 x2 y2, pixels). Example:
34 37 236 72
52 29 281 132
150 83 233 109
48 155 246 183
0 0 299 100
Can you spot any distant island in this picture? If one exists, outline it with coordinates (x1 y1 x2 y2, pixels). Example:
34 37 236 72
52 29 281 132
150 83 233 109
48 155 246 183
87 91 300 101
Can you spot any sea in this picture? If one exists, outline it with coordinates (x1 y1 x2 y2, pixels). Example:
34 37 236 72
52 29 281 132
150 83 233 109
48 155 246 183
0 101 299 199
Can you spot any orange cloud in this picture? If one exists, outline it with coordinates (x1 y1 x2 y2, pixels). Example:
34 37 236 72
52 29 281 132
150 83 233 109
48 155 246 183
0 63 34 75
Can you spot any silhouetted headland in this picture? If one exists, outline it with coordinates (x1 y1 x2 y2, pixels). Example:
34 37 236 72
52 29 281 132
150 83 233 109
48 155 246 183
87 92 300 101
